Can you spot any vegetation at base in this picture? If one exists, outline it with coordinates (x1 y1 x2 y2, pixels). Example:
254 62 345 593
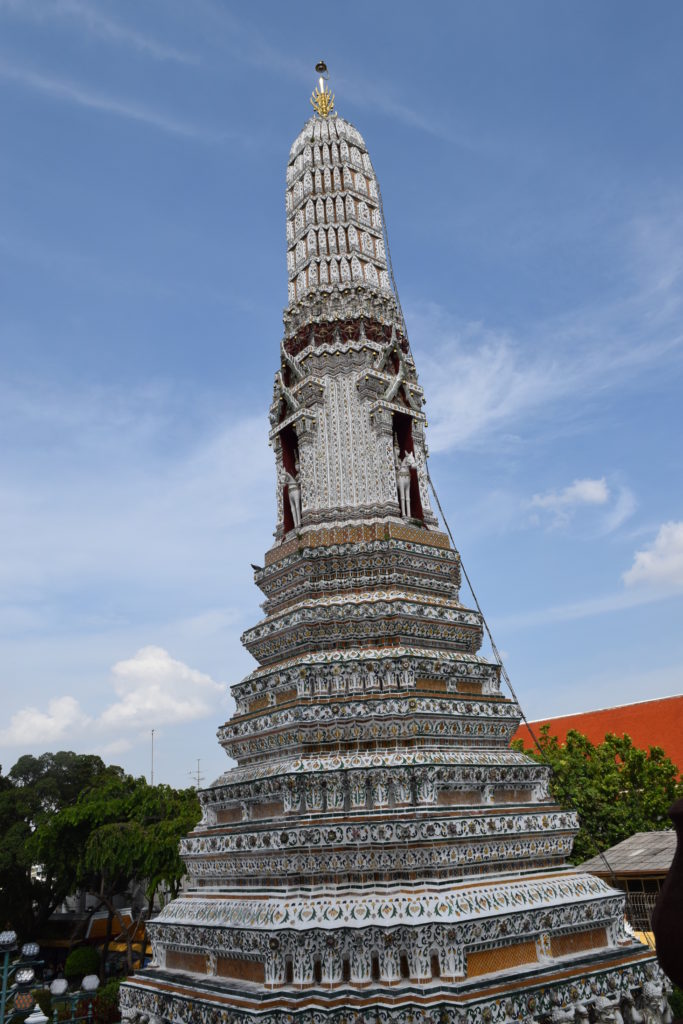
0 751 113 936
0 750 201 977
65 945 101 983
33 988 52 1016
669 985 683 1019
512 727 683 862
91 978 123 1024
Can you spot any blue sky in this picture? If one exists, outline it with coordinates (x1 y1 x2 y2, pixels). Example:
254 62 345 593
1 0 682 788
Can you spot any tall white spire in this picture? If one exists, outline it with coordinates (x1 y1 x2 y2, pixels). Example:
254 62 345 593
285 115 392 306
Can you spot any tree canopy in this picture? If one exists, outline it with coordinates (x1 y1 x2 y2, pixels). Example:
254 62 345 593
513 727 683 863
0 751 115 935
0 750 201 967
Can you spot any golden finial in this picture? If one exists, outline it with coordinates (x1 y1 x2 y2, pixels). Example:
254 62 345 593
310 60 335 118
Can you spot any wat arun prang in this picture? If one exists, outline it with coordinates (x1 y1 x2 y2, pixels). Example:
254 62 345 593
121 71 669 1024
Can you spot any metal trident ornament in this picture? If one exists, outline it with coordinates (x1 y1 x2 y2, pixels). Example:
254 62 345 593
311 60 334 117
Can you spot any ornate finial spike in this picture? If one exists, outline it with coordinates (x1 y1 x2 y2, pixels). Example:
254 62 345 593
311 60 335 118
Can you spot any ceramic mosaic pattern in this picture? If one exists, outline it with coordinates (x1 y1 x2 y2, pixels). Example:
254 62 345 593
269 320 438 535
120 109 663 1023
285 115 391 304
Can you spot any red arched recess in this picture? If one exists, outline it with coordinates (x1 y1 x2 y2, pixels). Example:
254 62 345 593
280 425 299 533
392 411 424 522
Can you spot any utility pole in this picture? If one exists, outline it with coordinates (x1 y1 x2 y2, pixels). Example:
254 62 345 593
189 758 204 789
150 729 155 786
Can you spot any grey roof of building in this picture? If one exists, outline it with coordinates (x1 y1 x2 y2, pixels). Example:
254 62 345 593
579 830 677 876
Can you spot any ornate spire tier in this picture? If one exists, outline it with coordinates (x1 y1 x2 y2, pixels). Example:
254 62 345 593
121 69 665 1024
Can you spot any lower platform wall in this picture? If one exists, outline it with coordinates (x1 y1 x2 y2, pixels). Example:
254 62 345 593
119 954 668 1024
162 926 610 990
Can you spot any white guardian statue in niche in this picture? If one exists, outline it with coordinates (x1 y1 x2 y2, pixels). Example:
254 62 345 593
394 441 416 519
277 457 302 531
286 456 302 529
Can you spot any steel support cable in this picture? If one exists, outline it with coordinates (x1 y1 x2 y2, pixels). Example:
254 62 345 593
425 467 536 746
426 467 618 885
372 159 617 884
372 170 407 337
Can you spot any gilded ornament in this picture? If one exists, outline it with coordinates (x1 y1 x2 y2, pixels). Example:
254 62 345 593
310 81 334 118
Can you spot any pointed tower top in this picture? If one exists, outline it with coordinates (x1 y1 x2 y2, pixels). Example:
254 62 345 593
310 60 335 118
285 104 398 327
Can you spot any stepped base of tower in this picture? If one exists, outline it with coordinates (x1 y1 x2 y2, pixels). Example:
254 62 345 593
121 957 656 1024
119 870 661 1023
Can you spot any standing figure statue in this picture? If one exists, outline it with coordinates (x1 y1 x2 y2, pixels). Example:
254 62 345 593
394 441 416 519
281 452 302 530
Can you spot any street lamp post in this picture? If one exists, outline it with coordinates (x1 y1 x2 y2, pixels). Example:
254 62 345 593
0 932 16 1024
0 932 41 1024
50 974 100 1023
1 931 100 1024
25 1010 48 1024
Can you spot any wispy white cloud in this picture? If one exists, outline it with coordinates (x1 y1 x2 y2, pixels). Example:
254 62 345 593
413 302 682 455
628 210 683 326
187 0 472 147
0 58 223 140
601 485 637 534
333 73 477 148
54 0 198 64
410 200 683 455
0 0 197 64
415 317 561 452
495 520 683 630
532 477 609 509
531 477 609 525
494 588 662 630
525 477 635 534
623 521 683 592
0 377 273 622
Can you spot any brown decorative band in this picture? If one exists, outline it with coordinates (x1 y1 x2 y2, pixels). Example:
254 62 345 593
466 940 538 977
266 522 451 565
216 956 265 984
550 926 608 956
166 950 207 974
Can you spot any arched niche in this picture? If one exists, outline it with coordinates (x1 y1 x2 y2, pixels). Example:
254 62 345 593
392 410 424 522
280 425 300 533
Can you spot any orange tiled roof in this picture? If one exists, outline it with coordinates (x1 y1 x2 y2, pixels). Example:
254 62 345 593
513 694 683 772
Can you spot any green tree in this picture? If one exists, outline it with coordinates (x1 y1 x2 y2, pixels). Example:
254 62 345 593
91 978 123 1024
0 751 200 980
33 769 200 975
513 727 683 862
10 752 111 811
0 752 113 935
65 945 100 984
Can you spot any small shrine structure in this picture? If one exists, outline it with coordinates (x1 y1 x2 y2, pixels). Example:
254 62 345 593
121 68 667 1024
